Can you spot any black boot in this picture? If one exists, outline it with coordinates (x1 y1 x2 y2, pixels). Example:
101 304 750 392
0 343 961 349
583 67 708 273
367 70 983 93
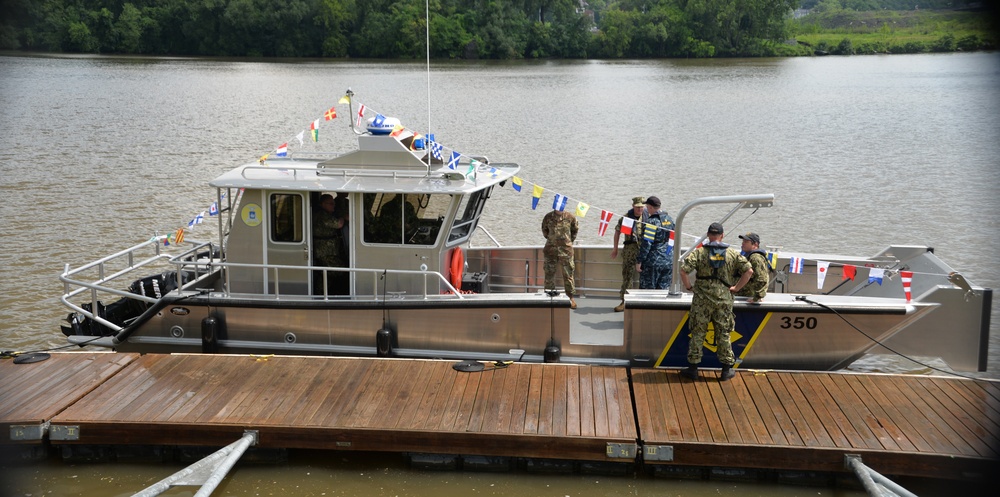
720 365 736 382
679 365 699 380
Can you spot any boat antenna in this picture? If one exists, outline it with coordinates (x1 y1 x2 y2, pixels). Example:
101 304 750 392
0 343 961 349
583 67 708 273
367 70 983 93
425 0 432 140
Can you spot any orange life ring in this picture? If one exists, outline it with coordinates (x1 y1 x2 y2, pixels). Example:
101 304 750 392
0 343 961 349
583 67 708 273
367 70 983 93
449 247 464 289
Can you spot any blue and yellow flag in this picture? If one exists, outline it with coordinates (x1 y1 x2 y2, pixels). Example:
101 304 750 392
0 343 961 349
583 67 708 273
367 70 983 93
511 176 523 192
531 185 544 210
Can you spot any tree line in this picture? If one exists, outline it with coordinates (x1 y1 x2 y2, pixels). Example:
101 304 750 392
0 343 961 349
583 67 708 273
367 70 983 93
0 1 988 59
0 0 804 58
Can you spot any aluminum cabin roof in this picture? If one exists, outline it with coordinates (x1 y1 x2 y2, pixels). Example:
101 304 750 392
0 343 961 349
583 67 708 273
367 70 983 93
209 134 519 194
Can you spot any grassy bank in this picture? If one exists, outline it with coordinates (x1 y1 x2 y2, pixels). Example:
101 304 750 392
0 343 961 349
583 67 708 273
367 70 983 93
780 9 997 55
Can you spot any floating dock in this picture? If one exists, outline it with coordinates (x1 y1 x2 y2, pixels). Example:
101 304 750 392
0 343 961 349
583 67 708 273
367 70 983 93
1 352 996 482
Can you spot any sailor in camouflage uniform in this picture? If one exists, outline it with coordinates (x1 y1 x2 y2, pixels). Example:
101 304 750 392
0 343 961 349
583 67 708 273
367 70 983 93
678 222 753 382
313 194 348 295
636 196 675 290
736 232 769 303
610 196 648 312
542 208 579 309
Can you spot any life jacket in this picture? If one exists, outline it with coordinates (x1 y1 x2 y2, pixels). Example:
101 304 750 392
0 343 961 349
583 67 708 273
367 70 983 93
746 249 775 273
699 241 734 287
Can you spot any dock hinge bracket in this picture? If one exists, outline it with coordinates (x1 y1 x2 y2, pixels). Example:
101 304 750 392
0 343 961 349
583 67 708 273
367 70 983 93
10 421 49 441
49 425 81 441
605 442 637 459
643 445 675 461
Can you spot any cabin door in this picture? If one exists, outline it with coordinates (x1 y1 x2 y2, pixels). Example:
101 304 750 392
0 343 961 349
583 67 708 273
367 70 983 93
265 191 311 295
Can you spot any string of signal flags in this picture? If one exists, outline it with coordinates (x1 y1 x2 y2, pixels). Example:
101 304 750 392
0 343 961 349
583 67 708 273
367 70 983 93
161 92 920 302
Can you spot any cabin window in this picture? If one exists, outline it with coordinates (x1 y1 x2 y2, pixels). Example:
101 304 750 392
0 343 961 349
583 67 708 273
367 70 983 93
269 193 303 243
363 193 446 245
448 187 491 244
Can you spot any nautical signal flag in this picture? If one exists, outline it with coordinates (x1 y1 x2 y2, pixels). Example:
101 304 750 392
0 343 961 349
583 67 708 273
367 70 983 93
900 270 913 301
767 252 778 270
324 107 337 120
209 202 219 216
338 95 350 104
598 210 613 236
276 143 288 157
666 230 675 255
868 267 884 285
448 151 461 170
174 228 185 245
531 185 544 210
310 119 320 141
430 139 443 160
789 256 804 274
575 202 590 218
817 260 830 289
511 176 523 192
643 222 657 242
620 217 635 236
295 131 304 146
356 104 366 127
842 264 857 281
372 113 385 127
553 193 568 211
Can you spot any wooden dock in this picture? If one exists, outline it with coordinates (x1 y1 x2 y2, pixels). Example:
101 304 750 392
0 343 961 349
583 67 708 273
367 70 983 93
1 352 996 482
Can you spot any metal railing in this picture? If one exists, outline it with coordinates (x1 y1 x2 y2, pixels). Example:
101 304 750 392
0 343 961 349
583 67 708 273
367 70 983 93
210 260 464 300
60 235 467 338
60 238 215 335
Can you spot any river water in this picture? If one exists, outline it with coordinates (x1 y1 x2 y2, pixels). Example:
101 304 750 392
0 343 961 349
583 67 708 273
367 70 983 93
0 52 997 496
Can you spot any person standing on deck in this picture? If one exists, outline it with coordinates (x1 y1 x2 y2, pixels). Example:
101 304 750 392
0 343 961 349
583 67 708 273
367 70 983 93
610 196 648 312
678 222 753 382
542 208 579 309
736 232 769 303
313 194 348 295
636 196 675 290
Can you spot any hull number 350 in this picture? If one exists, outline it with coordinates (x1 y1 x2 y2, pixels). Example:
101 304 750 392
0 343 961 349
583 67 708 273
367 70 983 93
779 316 818 329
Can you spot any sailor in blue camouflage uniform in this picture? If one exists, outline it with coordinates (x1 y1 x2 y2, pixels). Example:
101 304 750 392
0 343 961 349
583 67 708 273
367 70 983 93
542 208 579 309
678 222 753 382
610 196 648 312
635 196 675 290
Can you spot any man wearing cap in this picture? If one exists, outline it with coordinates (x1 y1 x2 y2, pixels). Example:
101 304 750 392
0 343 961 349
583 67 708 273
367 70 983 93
610 196 648 312
542 207 580 309
736 232 770 303
636 196 675 290
678 222 753 382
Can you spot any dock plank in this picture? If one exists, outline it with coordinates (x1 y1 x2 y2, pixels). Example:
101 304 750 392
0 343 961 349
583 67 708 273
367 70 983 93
817 373 895 451
727 372 772 445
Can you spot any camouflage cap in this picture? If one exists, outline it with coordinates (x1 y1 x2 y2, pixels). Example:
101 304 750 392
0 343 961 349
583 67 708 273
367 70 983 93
631 196 645 207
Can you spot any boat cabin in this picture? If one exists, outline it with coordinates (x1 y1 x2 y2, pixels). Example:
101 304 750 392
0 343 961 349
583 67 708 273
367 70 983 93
210 132 517 299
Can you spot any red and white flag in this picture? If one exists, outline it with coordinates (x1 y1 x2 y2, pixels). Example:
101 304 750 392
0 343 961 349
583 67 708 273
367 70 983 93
598 210 613 236
900 270 913 301
816 260 830 289
620 217 634 236
356 104 366 127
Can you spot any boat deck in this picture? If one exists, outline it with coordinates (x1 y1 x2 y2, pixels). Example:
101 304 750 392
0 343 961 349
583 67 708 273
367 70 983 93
1 352 996 482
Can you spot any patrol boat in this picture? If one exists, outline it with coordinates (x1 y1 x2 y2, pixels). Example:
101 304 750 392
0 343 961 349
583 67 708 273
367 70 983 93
59 98 992 372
